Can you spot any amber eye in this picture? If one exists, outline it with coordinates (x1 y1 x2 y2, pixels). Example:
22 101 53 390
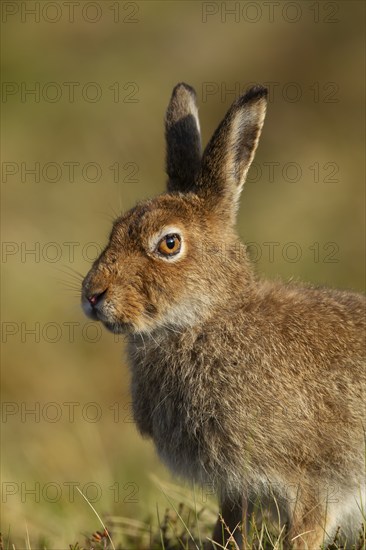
157 234 181 256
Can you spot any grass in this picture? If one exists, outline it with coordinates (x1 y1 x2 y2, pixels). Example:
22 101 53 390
61 506 366 550
2 481 365 550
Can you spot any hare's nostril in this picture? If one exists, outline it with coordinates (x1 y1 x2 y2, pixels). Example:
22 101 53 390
87 289 107 307
88 295 98 306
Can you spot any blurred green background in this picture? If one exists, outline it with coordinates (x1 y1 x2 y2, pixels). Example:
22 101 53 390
1 1 365 547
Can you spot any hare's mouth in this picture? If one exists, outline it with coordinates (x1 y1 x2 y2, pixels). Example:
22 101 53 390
88 305 134 334
82 295 134 333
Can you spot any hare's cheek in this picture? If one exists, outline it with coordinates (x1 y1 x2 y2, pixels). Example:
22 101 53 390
106 286 145 323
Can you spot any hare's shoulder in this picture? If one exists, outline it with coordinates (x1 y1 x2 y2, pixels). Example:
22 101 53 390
253 281 366 351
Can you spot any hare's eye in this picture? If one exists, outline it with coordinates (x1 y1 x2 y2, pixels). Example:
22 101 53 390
157 234 181 256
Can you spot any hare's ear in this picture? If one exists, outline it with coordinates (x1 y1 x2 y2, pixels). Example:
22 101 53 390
165 83 202 193
199 86 267 220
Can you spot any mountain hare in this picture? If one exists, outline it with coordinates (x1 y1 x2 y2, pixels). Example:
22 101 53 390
82 83 365 548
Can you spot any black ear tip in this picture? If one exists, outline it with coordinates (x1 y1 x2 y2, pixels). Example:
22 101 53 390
172 82 197 99
241 85 268 104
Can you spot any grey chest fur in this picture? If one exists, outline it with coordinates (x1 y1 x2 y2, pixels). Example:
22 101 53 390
126 333 242 484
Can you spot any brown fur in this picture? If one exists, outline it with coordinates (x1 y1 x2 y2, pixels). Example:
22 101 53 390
82 83 366 548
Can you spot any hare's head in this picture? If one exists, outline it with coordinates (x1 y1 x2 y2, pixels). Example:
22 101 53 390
81 83 267 334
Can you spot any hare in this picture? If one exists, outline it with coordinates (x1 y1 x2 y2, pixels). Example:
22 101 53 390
81 83 366 549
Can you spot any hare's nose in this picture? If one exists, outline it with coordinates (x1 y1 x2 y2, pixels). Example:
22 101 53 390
87 289 107 307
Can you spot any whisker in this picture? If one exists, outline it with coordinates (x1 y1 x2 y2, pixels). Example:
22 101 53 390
139 331 147 358
62 293 82 299
139 320 163 350
55 286 81 295
54 278 82 289
159 323 183 335
141 311 183 336
60 287 82 295
150 389 175 418
109 204 121 219
56 265 85 280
